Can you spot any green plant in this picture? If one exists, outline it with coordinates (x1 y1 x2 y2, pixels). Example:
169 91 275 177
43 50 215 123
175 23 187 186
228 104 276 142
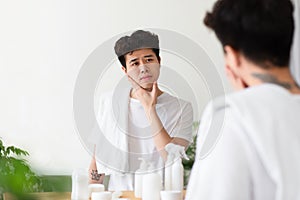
0 139 43 199
182 121 199 187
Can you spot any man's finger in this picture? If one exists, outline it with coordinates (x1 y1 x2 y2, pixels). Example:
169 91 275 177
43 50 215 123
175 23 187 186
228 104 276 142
152 82 158 94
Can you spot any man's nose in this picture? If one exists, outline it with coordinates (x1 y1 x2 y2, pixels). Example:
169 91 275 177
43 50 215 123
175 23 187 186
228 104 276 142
139 65 149 73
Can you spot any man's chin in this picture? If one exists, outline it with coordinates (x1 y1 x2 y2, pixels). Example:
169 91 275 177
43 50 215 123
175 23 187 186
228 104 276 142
141 83 153 90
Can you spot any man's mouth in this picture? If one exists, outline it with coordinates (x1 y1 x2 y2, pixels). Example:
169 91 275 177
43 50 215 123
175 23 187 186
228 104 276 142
140 75 152 81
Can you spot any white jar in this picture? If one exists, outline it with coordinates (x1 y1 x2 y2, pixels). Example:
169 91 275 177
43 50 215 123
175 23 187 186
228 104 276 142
142 166 162 200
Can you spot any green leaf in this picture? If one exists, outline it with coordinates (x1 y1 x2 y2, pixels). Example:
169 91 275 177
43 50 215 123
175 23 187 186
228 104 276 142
0 139 42 199
6 146 29 157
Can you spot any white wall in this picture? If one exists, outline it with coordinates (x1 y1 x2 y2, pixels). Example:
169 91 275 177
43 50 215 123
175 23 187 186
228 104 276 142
0 0 229 175
291 0 300 85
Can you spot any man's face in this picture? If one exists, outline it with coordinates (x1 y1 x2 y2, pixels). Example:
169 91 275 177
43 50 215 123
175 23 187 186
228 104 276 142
123 48 160 89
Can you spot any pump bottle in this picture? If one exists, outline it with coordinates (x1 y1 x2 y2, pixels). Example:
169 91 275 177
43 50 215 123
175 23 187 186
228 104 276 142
164 143 188 195
134 158 148 198
171 157 184 192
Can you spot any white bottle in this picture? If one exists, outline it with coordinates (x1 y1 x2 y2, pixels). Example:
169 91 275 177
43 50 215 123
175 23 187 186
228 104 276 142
164 143 188 195
71 168 89 200
165 153 174 190
142 163 162 200
134 158 148 198
171 158 184 194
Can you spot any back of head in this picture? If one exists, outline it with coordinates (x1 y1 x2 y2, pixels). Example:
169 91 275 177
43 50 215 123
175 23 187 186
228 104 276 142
204 0 294 68
114 30 160 68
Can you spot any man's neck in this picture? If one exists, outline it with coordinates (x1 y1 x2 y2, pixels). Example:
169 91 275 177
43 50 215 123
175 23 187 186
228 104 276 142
130 87 163 99
244 66 300 94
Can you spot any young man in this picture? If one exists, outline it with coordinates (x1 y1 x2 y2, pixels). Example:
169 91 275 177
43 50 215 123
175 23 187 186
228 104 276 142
95 30 193 191
186 0 300 199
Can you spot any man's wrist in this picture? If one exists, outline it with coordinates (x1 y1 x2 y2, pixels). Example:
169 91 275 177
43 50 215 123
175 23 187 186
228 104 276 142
146 106 157 121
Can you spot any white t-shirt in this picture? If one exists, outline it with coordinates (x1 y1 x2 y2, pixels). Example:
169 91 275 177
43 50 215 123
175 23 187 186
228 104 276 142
96 90 193 191
186 84 300 200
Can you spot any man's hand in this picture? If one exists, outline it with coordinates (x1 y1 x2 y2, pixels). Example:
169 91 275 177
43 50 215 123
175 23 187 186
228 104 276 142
225 65 248 90
128 75 159 114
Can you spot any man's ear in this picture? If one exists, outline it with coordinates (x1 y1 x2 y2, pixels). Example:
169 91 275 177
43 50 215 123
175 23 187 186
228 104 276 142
121 66 127 73
224 45 241 71
158 56 161 64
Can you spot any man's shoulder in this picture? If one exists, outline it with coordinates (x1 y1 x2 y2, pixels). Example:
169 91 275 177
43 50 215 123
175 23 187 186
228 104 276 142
160 92 191 106
204 84 300 122
228 83 291 100
203 84 290 115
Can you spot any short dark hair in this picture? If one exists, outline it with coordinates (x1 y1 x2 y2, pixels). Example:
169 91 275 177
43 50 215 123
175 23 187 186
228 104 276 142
114 30 160 68
204 0 294 68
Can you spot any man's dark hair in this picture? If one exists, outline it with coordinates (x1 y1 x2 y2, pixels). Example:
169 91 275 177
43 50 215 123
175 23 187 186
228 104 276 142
114 30 160 68
204 0 294 68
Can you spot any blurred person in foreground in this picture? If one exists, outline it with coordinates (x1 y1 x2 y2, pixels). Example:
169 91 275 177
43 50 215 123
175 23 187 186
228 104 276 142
186 0 300 199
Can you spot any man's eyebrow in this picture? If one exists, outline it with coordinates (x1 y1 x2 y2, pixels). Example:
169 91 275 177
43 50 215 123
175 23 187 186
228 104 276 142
129 58 138 64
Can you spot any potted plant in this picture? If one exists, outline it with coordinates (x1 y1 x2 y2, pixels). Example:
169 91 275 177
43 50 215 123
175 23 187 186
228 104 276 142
182 122 199 187
0 138 43 200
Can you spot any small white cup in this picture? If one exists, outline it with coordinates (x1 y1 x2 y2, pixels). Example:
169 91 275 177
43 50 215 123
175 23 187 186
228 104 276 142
88 184 105 198
91 191 112 200
160 190 182 200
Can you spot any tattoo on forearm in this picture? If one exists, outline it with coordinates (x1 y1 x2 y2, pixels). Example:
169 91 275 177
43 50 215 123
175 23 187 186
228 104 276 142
251 73 292 89
91 169 102 181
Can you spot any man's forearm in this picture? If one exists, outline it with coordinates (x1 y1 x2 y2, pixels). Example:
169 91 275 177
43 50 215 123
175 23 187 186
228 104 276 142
148 108 189 161
147 107 172 151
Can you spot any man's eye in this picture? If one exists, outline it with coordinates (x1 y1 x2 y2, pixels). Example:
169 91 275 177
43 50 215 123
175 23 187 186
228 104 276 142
131 62 138 66
146 59 153 62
